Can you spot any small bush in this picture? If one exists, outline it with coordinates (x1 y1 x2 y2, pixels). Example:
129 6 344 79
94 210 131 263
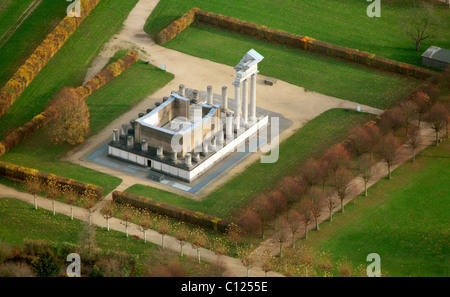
31 251 61 277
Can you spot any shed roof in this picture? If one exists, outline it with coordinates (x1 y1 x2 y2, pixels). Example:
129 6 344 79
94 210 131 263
422 46 450 63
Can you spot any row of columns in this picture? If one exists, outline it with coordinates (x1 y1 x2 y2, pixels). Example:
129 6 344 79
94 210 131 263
233 73 257 129
178 78 257 130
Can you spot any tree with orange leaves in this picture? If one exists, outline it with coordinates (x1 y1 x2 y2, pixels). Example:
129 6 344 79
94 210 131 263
47 87 90 145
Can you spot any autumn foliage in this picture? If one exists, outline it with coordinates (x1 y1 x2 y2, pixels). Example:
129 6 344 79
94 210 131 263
0 0 102 118
0 51 138 156
0 161 103 199
76 51 138 98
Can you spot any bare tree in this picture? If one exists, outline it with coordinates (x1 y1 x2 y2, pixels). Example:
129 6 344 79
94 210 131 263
359 154 376 196
296 245 315 277
332 167 353 213
401 1 441 51
155 216 171 250
406 126 422 162
378 133 400 179
174 223 189 257
138 215 153 243
268 190 288 214
189 228 208 263
364 124 382 160
381 107 405 134
100 201 115 231
299 199 314 239
274 218 288 257
45 186 59 215
308 188 326 230
82 197 97 226
260 250 275 277
427 102 448 146
226 223 243 255
120 207 133 238
413 91 431 127
63 191 78 221
237 209 262 246
323 144 351 174
318 158 331 194
302 158 322 187
279 176 306 205
400 100 418 136
24 177 42 210
237 244 254 277
326 196 338 222
251 195 275 239
286 209 302 248
347 127 371 168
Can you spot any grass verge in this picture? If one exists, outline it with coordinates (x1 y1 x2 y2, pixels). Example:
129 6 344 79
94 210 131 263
301 139 450 277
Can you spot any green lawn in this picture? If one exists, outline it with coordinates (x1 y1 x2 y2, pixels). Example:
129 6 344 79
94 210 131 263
126 109 375 219
164 22 422 109
0 61 174 195
302 140 450 277
0 198 222 276
0 0 68 88
0 0 141 139
145 0 450 67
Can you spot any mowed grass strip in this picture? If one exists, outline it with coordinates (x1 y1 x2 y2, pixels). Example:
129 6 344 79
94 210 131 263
145 0 450 67
126 109 375 219
163 22 423 110
302 140 450 277
0 61 174 195
0 0 140 139
0 0 68 88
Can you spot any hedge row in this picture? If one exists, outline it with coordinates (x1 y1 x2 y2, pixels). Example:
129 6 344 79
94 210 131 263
112 190 231 233
0 113 50 158
76 51 138 98
0 51 138 159
0 0 102 118
155 7 199 44
0 161 103 200
155 8 433 80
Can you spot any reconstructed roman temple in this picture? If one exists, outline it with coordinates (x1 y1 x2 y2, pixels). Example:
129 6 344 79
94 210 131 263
108 49 269 182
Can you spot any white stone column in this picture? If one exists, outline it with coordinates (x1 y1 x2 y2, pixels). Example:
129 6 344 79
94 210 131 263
178 84 185 96
221 86 228 111
242 79 249 125
250 73 257 122
207 85 213 105
233 82 241 129
226 112 234 141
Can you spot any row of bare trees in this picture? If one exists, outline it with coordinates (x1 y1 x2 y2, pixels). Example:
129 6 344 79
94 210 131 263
23 177 97 222
235 75 449 254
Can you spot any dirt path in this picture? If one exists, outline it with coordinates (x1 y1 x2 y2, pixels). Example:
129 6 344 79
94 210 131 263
66 0 383 200
249 124 442 263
